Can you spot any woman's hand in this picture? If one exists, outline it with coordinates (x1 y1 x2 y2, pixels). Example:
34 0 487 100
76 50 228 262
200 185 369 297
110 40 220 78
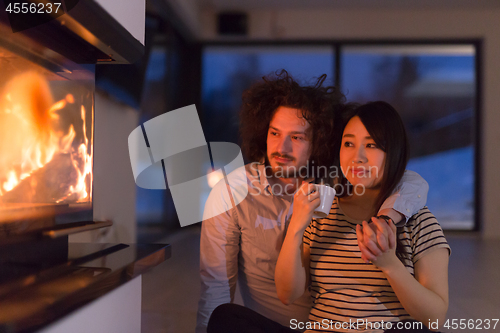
356 218 400 271
275 181 316 305
289 182 320 233
358 220 450 327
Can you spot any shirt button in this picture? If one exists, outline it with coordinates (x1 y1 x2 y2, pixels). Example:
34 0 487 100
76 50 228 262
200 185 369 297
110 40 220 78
418 195 421 198
406 209 410 212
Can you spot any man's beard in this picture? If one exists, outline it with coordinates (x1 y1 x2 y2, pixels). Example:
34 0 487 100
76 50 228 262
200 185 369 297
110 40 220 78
271 165 298 178
266 153 302 178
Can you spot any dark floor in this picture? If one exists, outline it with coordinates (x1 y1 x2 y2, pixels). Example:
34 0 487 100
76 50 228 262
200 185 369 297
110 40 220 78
141 225 201 333
141 226 500 333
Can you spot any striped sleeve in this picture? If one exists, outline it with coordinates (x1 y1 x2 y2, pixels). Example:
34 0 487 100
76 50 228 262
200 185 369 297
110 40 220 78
409 207 451 263
303 219 314 246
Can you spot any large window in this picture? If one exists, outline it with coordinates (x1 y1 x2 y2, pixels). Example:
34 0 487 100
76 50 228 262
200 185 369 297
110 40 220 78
202 43 478 230
202 46 335 144
136 46 169 228
341 45 476 229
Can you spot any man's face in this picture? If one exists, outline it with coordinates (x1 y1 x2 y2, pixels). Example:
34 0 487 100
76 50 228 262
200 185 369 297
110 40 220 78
266 106 312 178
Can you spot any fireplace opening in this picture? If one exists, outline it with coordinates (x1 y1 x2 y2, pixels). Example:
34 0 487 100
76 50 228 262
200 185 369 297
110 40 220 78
0 43 94 234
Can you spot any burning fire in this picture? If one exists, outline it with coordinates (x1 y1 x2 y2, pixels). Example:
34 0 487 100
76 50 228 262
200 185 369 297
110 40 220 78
0 71 92 203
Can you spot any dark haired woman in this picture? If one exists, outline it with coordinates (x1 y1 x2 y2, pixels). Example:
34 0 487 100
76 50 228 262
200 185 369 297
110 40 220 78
275 101 450 332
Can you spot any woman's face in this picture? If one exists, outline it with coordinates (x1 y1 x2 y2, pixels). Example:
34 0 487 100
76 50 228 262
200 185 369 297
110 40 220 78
340 116 386 190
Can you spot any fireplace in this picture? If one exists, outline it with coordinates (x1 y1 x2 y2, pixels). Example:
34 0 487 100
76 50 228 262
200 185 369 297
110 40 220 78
0 0 118 278
0 2 170 332
0 0 143 237
0 42 95 237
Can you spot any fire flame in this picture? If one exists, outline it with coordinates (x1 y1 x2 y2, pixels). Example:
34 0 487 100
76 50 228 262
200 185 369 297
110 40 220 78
0 71 92 203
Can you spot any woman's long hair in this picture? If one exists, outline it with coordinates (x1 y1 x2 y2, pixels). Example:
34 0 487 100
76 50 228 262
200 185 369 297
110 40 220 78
334 101 410 261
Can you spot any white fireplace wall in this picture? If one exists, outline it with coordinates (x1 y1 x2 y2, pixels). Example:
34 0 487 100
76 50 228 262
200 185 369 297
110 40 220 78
94 0 146 45
69 91 138 243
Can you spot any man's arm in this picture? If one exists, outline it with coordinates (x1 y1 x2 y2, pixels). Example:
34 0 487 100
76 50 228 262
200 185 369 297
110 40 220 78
379 170 429 225
196 182 240 333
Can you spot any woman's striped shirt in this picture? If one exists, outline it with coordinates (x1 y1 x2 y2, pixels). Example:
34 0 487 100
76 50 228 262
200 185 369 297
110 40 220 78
302 197 450 332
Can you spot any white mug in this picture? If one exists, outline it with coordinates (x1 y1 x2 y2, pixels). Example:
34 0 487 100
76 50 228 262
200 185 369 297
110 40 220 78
312 184 336 218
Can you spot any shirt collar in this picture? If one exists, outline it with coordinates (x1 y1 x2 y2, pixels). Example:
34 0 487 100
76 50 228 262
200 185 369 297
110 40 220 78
256 162 273 195
256 162 294 200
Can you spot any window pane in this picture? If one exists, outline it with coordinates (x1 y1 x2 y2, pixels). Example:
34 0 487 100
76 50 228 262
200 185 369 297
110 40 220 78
341 45 476 229
202 46 335 144
137 46 169 227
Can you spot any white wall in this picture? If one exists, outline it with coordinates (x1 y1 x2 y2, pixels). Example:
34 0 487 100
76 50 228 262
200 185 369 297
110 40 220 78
94 0 145 45
198 7 500 238
69 91 139 243
39 276 142 333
